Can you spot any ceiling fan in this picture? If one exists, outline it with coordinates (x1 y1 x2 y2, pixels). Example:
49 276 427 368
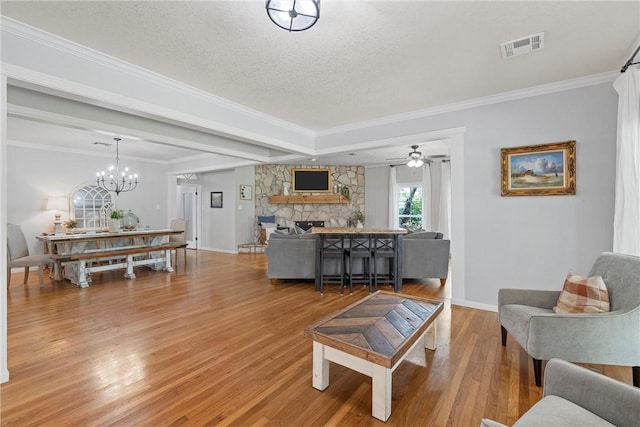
387 145 450 167
386 145 427 167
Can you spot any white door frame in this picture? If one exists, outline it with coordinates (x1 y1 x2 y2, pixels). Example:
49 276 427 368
177 183 201 249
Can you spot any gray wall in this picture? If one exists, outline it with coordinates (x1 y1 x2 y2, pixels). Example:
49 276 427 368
199 169 236 252
365 82 617 306
7 143 169 254
235 166 256 248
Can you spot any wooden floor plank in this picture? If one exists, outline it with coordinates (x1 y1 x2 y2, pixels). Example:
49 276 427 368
1 251 632 426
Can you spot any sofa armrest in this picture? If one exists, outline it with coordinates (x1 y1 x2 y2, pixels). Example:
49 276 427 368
498 288 560 310
526 306 640 364
543 359 640 427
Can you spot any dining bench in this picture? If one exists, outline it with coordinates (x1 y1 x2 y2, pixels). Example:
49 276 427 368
50 242 183 287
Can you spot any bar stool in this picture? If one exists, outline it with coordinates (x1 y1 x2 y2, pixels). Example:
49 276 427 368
344 234 372 294
370 234 397 292
319 234 345 295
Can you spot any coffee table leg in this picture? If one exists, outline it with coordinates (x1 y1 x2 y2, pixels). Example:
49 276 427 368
424 322 437 350
312 341 330 390
372 364 392 421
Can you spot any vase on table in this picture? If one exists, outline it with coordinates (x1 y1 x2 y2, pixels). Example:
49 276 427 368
356 220 364 229
108 219 120 232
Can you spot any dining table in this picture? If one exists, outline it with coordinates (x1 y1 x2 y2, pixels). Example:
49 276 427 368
37 228 184 287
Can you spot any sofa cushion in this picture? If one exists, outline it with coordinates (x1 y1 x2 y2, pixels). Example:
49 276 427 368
553 272 610 314
269 232 316 240
294 225 311 235
513 395 615 426
404 231 439 239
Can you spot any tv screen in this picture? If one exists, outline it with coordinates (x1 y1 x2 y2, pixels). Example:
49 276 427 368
292 168 331 192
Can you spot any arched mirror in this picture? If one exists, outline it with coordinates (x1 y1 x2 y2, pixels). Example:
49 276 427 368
71 185 114 229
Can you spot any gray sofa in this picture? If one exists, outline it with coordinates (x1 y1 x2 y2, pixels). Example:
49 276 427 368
402 231 450 285
265 233 319 282
481 358 640 427
266 230 450 287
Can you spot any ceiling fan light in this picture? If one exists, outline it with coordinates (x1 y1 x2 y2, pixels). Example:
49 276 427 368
266 0 320 32
407 159 416 168
414 159 424 168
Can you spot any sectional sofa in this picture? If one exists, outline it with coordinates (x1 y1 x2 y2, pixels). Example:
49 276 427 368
265 230 450 287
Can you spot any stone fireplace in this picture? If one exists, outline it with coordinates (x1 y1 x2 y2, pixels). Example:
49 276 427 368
255 164 365 237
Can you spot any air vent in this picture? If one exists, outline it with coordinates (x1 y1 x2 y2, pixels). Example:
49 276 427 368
500 32 544 59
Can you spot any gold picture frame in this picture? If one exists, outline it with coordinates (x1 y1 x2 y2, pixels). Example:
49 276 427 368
501 140 576 196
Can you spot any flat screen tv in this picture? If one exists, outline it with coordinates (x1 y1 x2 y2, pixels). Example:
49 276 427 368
292 168 331 192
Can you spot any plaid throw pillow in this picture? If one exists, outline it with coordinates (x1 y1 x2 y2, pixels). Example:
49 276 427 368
553 272 610 314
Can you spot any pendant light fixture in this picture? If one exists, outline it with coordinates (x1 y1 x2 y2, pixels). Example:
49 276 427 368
266 0 320 32
96 137 139 195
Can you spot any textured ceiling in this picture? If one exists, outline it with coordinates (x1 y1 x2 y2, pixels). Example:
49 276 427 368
2 1 639 166
2 0 639 133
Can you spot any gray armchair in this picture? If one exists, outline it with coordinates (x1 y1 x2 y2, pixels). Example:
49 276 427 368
481 358 640 427
499 252 640 387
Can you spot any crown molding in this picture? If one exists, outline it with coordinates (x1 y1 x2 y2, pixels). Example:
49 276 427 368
316 71 619 137
7 139 170 165
0 17 314 138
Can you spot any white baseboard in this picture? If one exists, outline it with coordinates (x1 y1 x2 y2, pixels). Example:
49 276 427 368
1 369 9 383
451 298 497 313
198 247 238 254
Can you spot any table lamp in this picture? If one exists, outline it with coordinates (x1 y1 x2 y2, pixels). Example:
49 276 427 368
46 196 68 233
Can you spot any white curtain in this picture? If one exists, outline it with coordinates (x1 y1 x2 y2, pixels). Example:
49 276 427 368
438 161 452 240
388 166 398 228
613 68 640 256
422 163 432 230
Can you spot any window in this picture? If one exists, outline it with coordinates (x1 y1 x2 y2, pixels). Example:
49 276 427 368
397 185 423 228
72 185 114 229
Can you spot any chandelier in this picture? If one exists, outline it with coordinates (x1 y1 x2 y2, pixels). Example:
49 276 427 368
266 0 320 32
407 145 424 168
96 137 138 195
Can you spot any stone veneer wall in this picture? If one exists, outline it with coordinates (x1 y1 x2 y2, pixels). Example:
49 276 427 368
255 165 365 235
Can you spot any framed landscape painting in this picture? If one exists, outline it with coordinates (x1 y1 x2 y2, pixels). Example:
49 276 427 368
501 140 576 196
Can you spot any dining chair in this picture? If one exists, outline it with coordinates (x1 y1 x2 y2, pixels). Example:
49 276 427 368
169 219 188 268
7 223 52 287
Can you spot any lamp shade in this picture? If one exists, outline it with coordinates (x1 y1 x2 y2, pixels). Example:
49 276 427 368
266 0 320 32
46 197 68 212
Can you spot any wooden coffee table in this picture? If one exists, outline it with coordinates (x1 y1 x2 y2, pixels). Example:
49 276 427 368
304 291 443 421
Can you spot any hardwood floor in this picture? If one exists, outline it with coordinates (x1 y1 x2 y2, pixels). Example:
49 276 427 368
1 251 633 426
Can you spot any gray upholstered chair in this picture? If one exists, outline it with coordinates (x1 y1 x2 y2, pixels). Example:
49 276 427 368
169 219 188 268
7 223 52 287
481 358 640 427
499 252 640 387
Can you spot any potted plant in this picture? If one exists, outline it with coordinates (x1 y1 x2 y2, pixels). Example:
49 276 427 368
354 210 365 228
109 209 124 232
64 219 78 232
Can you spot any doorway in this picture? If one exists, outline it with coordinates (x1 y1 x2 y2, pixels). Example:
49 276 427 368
177 184 200 249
